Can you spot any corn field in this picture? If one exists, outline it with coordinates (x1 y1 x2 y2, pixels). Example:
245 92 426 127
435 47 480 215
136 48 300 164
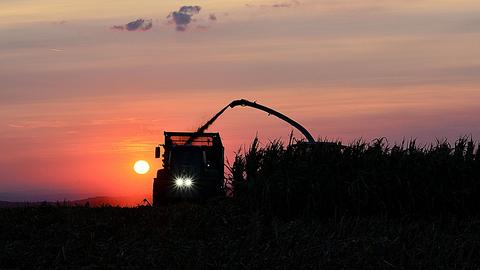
228 137 480 219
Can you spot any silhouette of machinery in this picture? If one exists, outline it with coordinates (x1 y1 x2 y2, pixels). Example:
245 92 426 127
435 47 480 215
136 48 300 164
152 99 316 206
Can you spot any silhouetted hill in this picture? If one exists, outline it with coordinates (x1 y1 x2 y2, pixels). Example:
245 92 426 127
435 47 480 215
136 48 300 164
0 201 31 208
71 196 150 207
0 195 150 208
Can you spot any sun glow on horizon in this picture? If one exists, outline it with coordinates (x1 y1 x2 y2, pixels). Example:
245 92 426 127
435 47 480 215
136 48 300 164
133 160 150 175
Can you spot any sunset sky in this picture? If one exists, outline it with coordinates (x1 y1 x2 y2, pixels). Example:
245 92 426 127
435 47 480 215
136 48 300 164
1 0 480 201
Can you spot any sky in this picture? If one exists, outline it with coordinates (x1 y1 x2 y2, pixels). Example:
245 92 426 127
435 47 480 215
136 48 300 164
1 0 480 201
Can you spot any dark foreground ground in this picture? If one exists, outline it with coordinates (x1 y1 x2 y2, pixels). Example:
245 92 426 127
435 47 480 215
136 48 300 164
1 199 479 270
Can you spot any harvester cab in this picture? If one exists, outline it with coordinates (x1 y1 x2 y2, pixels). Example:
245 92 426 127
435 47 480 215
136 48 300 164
153 132 224 206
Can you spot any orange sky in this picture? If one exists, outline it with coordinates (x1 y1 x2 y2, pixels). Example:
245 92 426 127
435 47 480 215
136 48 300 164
1 0 480 201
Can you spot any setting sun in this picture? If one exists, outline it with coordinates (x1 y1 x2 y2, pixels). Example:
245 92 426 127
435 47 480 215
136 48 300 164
133 160 150 175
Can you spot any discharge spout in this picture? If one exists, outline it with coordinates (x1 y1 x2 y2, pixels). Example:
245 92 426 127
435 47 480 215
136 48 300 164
185 99 316 144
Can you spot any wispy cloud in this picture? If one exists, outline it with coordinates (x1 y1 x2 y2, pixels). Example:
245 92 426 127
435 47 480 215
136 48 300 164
272 0 300 8
246 0 300 8
8 124 25 128
51 20 67 25
7 121 66 129
111 18 153 31
167 6 202 31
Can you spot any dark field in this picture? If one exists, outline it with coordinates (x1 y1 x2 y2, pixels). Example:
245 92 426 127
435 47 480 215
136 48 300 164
2 137 480 269
1 202 480 269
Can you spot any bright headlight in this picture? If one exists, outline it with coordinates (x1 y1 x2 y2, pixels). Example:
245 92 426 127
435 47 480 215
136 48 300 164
174 175 195 189
175 178 184 187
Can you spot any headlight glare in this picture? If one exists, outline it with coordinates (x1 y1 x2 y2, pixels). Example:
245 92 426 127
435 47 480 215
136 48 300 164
175 178 184 187
174 176 194 189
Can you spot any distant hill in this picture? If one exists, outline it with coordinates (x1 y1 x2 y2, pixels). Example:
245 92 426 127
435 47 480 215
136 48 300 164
0 201 43 208
71 196 151 207
0 195 150 208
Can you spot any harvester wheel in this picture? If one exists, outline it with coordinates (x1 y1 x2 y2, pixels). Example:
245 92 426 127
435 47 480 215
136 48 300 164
153 169 169 207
